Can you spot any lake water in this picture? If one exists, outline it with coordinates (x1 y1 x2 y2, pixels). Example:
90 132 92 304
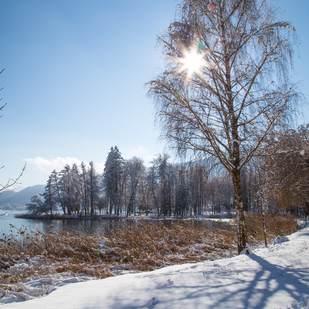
0 210 224 236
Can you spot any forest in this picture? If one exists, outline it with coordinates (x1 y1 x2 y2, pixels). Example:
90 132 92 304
27 125 309 219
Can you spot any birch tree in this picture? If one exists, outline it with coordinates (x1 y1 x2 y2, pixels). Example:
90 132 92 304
147 0 299 253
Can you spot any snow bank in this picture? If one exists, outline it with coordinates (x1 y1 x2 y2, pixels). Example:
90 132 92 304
1 227 309 308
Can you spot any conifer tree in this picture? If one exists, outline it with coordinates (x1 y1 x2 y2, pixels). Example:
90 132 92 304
42 170 58 215
88 161 101 216
103 146 124 215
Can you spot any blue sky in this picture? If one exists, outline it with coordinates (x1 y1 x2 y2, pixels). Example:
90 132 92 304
0 0 309 189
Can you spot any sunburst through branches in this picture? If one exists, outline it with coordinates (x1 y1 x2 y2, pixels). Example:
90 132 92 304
177 43 211 80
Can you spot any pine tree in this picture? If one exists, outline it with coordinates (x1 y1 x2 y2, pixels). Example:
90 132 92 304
80 162 89 215
70 163 82 214
42 170 59 215
103 146 124 215
88 161 101 216
58 164 70 214
175 165 189 217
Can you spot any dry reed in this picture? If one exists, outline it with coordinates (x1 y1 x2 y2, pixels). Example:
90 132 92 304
0 213 298 287
245 212 298 245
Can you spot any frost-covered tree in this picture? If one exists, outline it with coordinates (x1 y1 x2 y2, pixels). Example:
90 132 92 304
69 163 82 214
88 161 101 216
97 195 107 214
80 162 89 215
147 164 160 215
187 162 208 215
58 164 70 214
27 195 46 214
138 168 151 215
147 0 300 253
125 157 144 216
206 172 233 214
175 165 189 216
103 146 124 215
42 170 59 215
151 154 174 216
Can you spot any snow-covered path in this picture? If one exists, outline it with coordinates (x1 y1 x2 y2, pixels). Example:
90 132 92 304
2 227 309 309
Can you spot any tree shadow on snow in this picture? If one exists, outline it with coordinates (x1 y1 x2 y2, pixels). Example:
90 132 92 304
209 253 309 308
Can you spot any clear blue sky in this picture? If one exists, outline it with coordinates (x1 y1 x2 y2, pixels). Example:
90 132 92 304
0 0 309 189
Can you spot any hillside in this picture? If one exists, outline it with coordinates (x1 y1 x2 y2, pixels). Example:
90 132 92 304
0 185 45 209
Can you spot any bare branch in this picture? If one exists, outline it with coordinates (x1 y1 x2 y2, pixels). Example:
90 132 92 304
0 163 27 192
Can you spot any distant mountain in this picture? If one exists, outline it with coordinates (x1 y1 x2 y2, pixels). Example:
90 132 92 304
0 185 45 207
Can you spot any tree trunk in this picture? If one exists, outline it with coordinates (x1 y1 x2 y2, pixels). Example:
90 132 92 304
109 198 113 215
232 169 248 254
260 201 267 247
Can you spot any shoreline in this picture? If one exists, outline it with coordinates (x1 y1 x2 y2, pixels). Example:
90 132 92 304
14 213 235 221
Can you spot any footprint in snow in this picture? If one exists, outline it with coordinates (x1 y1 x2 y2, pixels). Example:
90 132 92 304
147 297 157 309
162 279 174 287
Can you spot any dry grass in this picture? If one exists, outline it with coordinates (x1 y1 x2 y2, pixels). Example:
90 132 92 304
104 220 236 271
0 213 298 287
245 212 298 245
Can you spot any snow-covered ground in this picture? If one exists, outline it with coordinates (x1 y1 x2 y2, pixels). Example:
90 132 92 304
1 227 309 309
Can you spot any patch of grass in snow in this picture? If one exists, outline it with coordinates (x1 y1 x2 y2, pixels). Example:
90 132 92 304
0 214 298 288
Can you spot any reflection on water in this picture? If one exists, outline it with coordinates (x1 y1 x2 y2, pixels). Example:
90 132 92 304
0 210 224 236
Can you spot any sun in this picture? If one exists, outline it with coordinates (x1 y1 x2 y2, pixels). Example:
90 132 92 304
179 49 204 78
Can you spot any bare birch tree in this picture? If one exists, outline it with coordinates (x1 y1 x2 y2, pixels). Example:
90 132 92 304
147 0 299 253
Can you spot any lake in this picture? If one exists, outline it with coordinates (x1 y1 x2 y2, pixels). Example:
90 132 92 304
0 210 227 236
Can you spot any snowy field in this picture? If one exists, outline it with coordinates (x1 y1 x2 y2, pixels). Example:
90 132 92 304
1 226 309 309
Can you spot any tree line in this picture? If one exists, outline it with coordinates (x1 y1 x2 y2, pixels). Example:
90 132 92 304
28 126 309 218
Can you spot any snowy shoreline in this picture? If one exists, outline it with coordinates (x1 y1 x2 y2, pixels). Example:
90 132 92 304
1 226 309 308
14 213 234 221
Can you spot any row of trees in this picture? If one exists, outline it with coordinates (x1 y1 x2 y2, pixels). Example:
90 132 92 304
29 125 309 219
28 146 233 217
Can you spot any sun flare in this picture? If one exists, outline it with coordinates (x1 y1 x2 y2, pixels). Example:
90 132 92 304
179 49 204 77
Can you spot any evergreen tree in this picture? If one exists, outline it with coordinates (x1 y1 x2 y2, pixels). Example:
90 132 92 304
70 163 82 214
88 161 101 216
42 170 58 215
58 164 72 215
81 162 89 215
103 146 124 215
175 165 189 217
